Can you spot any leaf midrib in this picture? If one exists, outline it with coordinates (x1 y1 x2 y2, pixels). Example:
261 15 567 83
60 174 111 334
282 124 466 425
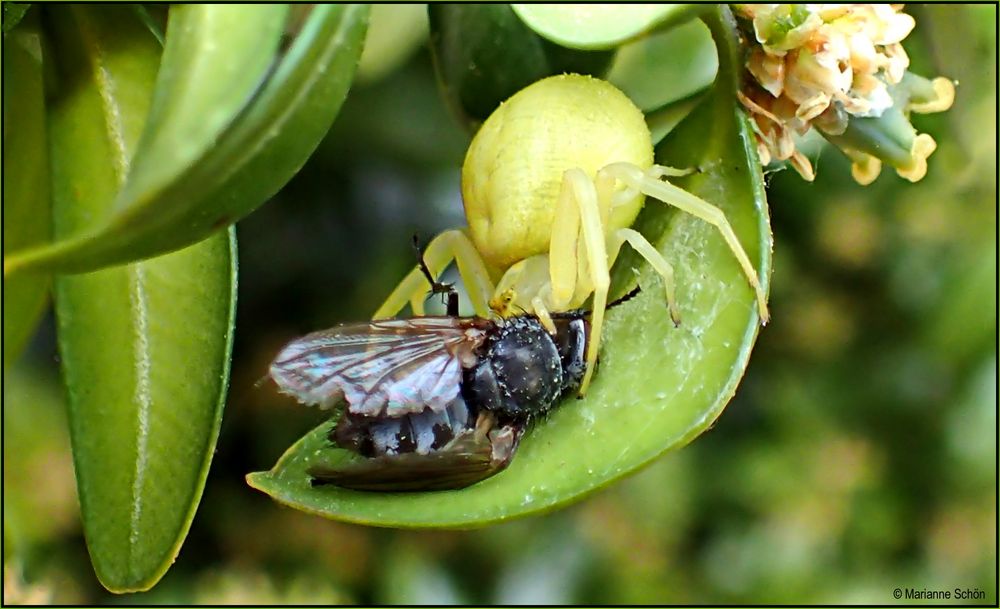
125 263 152 574
76 5 153 576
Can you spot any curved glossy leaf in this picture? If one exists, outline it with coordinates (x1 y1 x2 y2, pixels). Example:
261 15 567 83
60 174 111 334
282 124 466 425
607 18 717 113
55 231 237 592
3 18 51 367
429 3 615 129
645 92 707 146
605 18 718 144
512 4 702 50
247 6 772 528
356 3 428 84
117 4 288 217
4 4 368 275
2 2 30 33
44 6 237 591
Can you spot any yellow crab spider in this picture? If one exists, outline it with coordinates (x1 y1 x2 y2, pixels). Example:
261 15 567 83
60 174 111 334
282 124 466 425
376 73 769 396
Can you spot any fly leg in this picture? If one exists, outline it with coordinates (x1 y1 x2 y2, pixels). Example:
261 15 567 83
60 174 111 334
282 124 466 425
374 229 496 319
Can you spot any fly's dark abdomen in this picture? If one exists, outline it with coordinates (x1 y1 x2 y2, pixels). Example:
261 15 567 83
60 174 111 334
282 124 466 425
332 397 474 457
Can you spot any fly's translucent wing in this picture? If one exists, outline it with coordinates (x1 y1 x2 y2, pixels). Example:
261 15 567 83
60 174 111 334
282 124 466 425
309 421 524 492
270 317 492 416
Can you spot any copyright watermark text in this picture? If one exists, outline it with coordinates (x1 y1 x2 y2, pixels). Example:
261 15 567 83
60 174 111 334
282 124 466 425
893 587 987 601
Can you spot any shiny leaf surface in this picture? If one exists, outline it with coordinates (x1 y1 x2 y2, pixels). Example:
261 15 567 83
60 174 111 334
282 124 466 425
44 6 237 591
512 4 701 50
2 2 31 32
5 4 368 275
430 3 614 129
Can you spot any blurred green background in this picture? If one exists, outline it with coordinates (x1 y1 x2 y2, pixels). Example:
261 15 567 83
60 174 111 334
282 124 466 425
4 4 995 604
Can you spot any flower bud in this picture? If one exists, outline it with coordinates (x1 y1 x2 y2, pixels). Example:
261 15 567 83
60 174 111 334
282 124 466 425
734 4 954 184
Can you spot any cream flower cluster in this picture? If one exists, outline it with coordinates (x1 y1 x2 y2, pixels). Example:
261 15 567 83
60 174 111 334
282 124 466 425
733 4 955 184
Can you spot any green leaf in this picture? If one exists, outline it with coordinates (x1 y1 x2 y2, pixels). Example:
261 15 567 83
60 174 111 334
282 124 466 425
3 16 51 368
512 3 703 50
43 6 238 591
55 231 237 592
115 4 289 221
429 3 615 129
247 6 771 528
131 4 165 46
604 17 719 144
4 4 368 276
2 2 30 32
645 92 707 146
607 18 717 113
355 3 428 84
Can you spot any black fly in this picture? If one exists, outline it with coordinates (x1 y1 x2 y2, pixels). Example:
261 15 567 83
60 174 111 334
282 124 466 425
268 242 640 492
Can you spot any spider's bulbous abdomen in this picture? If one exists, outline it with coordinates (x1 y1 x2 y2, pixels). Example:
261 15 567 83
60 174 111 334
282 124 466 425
461 73 654 270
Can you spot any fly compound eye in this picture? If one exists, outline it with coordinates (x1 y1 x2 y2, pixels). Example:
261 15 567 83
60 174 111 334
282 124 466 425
552 317 589 392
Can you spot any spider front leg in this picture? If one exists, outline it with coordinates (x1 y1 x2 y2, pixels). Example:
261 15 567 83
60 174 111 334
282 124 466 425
549 168 612 396
603 162 771 324
374 229 496 319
